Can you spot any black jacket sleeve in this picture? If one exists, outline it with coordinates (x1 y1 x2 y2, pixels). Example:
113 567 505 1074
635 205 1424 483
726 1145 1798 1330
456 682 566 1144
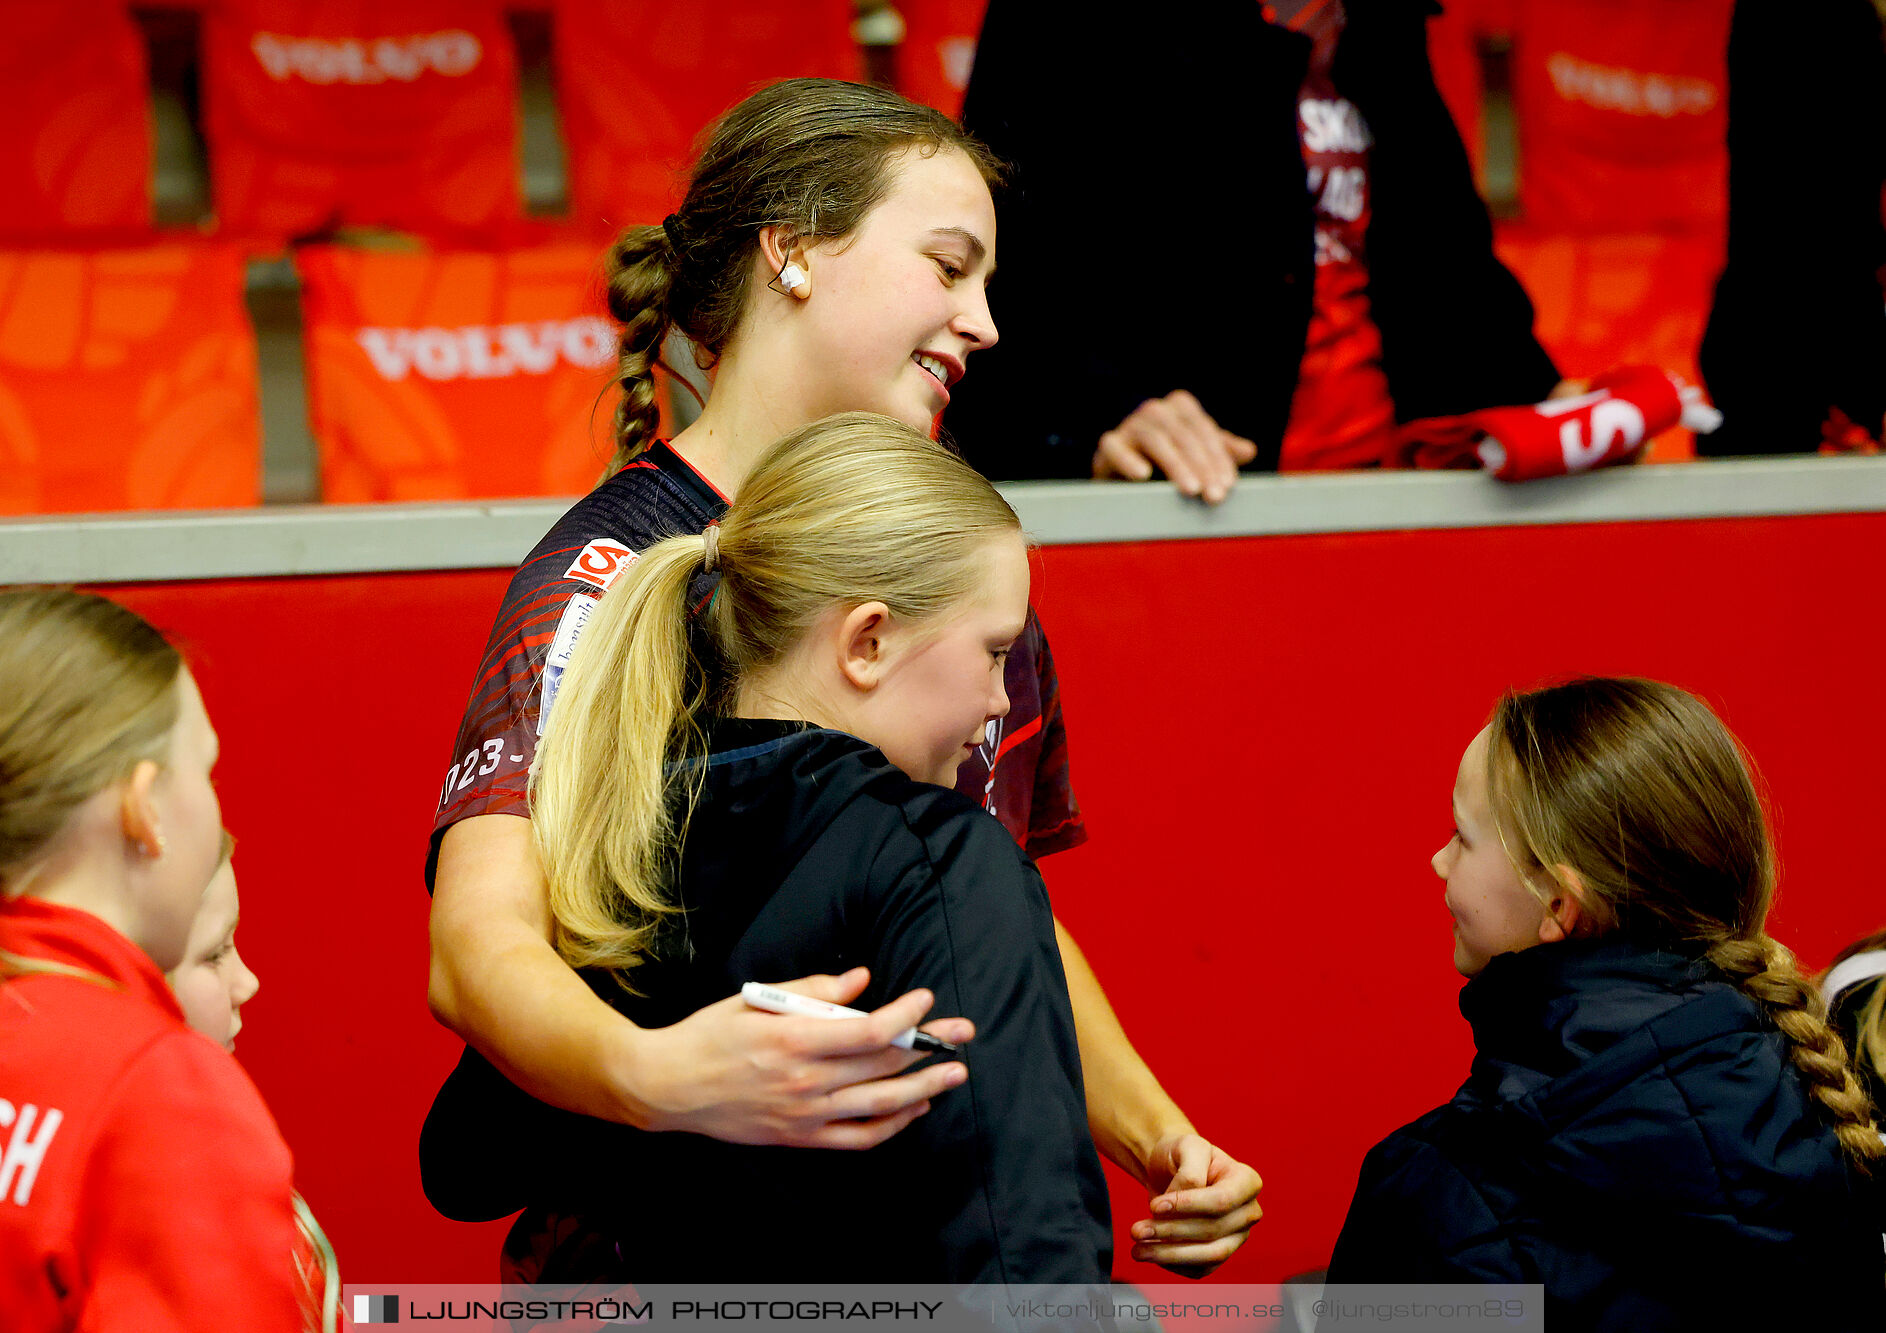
419 1042 560 1223
859 795 1113 1285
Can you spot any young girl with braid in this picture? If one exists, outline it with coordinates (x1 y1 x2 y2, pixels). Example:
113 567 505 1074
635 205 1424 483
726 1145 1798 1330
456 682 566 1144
426 76 1258 1279
1328 677 1886 1328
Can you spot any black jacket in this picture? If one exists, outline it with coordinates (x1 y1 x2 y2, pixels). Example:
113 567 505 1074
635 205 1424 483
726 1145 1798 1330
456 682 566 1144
945 0 1559 478
421 720 1112 1286
1327 939 1885 1330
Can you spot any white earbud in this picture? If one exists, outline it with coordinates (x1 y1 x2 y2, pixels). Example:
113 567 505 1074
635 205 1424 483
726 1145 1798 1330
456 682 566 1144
778 262 808 293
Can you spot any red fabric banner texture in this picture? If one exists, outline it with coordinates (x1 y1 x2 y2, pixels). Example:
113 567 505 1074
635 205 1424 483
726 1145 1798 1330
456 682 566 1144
555 0 857 234
0 1 151 241
296 244 624 502
203 0 520 244
0 245 259 514
1507 0 1730 235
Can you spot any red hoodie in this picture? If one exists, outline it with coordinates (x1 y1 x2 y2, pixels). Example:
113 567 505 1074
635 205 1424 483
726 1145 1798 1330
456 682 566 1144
0 896 304 1332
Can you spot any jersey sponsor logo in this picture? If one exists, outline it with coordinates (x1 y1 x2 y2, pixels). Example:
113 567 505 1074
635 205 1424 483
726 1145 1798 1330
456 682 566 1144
353 319 616 383
0 1100 63 1207
563 541 637 592
250 30 483 84
1546 53 1717 119
539 592 600 735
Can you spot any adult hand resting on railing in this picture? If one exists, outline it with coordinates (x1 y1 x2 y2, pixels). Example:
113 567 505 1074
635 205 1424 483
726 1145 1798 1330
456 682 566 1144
1092 391 1259 507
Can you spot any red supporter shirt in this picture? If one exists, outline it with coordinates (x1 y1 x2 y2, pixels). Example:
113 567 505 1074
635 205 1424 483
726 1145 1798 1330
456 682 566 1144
430 442 1084 880
1275 0 1399 471
0 897 304 1333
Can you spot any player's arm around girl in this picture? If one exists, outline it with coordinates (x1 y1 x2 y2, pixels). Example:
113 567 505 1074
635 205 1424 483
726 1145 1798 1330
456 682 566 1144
423 77 1260 1273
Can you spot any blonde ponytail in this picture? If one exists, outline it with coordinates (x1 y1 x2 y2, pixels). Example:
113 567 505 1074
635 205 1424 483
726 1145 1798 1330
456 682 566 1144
531 534 710 987
532 412 1019 984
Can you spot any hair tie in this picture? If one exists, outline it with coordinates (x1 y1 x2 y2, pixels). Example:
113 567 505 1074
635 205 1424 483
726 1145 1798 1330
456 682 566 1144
701 521 721 572
661 214 685 252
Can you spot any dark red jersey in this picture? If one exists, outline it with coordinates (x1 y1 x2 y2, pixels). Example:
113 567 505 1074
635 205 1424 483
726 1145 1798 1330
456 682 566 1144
429 443 1084 881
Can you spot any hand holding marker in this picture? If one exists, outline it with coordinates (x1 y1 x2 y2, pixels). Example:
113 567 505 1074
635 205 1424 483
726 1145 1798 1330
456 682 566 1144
741 982 961 1054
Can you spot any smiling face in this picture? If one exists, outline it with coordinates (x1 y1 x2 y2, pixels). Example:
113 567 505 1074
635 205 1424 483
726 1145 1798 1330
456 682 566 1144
1433 726 1551 978
858 533 1029 787
790 146 998 430
168 854 259 1051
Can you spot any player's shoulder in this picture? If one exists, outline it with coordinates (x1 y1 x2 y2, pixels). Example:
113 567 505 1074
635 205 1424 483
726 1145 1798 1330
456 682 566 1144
508 464 713 601
867 772 1039 887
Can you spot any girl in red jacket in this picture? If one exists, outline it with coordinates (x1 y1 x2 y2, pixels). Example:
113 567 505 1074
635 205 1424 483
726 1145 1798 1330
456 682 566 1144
0 589 306 1332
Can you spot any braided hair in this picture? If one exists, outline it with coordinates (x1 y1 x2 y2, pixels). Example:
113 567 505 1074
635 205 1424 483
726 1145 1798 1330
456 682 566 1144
1487 676 1884 1170
599 78 1001 477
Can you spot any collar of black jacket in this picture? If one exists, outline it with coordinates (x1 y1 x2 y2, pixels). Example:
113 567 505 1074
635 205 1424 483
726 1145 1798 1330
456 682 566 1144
702 714 816 759
1458 937 1721 1078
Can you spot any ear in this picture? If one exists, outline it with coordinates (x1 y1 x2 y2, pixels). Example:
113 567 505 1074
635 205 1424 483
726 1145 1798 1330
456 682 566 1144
118 759 165 859
1537 864 1589 944
836 602 892 691
757 225 812 301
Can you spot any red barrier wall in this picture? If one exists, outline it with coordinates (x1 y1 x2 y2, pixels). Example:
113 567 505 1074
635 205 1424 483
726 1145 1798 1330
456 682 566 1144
99 508 1886 1288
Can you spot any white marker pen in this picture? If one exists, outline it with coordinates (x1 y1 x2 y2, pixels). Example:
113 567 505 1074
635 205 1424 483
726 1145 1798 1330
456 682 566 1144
740 981 959 1054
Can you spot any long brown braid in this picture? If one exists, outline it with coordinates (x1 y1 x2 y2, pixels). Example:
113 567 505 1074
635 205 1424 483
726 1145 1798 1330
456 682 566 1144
1488 676 1884 1171
601 222 674 476
1706 935 1882 1167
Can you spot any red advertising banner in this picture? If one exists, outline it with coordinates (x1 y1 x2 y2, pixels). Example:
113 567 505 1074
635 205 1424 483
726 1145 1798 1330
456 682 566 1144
1508 0 1731 233
555 0 857 233
203 0 520 243
0 245 259 513
297 244 624 501
0 1 151 240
